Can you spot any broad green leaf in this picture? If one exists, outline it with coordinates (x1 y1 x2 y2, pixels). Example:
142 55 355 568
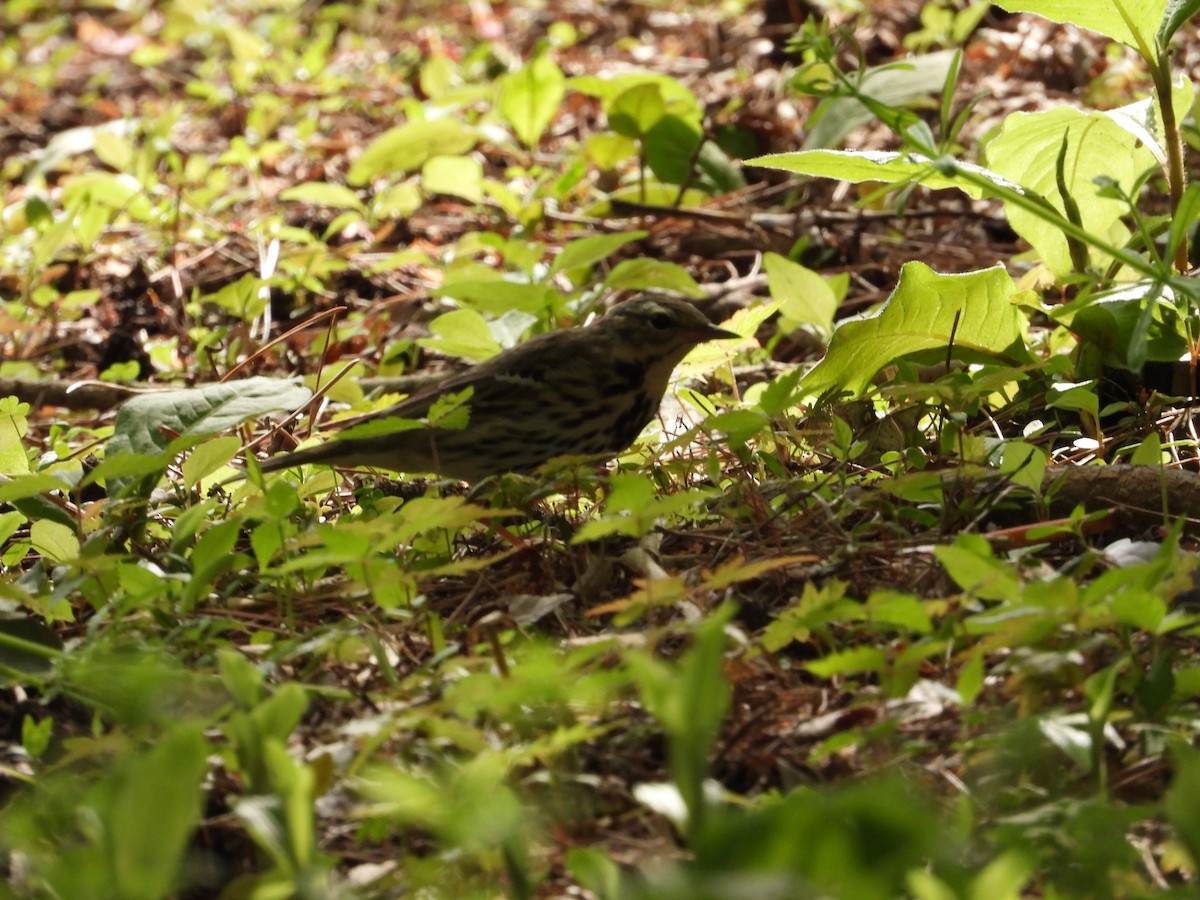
1129 431 1164 465
108 377 312 458
935 534 1021 602
181 435 241 488
112 727 208 900
988 107 1155 273
347 118 478 184
1000 440 1048 494
585 132 638 169
603 258 706 298
279 182 365 211
418 308 503 361
30 519 78 563
764 252 838 339
802 262 1025 398
422 154 484 202
609 83 665 137
0 473 76 502
499 53 566 148
993 0 1166 51
572 72 703 126
549 230 648 276
866 591 933 634
434 278 558 315
0 397 30 475
1104 76 1193 165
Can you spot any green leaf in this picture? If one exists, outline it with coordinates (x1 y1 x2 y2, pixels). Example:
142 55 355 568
992 0 1165 50
1165 744 1200 871
866 591 933 634
1129 431 1164 466
764 252 838 339
585 133 638 169
549 231 648 276
108 377 312 458
1000 440 1048 494
422 154 484 203
181 435 242 488
347 118 478 184
434 277 558 316
609 82 665 137
111 726 208 900
955 649 985 706
804 50 958 150
0 396 30 475
603 258 706 298
988 107 1155 274
750 149 999 199
801 262 1025 398
0 617 62 680
806 646 887 677
418 308 504 361
30 519 79 564
935 534 1021 602
499 53 566 148
1159 0 1200 43
278 182 365 211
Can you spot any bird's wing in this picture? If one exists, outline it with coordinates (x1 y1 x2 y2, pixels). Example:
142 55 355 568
322 329 574 429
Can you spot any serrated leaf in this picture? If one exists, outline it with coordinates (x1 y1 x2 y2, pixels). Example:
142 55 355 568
347 118 478 184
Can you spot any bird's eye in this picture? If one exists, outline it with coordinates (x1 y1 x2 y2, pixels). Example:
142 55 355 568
650 312 672 330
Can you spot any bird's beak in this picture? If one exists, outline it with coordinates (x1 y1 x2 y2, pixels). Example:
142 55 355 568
704 323 741 340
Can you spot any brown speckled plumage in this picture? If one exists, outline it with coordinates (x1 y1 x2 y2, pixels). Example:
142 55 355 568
260 297 738 481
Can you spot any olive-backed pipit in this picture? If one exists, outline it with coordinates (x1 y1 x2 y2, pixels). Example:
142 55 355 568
259 296 738 481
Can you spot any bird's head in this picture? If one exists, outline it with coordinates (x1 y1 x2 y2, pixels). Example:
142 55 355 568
597 297 739 358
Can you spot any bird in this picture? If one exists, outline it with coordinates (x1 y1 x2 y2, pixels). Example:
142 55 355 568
257 296 739 482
